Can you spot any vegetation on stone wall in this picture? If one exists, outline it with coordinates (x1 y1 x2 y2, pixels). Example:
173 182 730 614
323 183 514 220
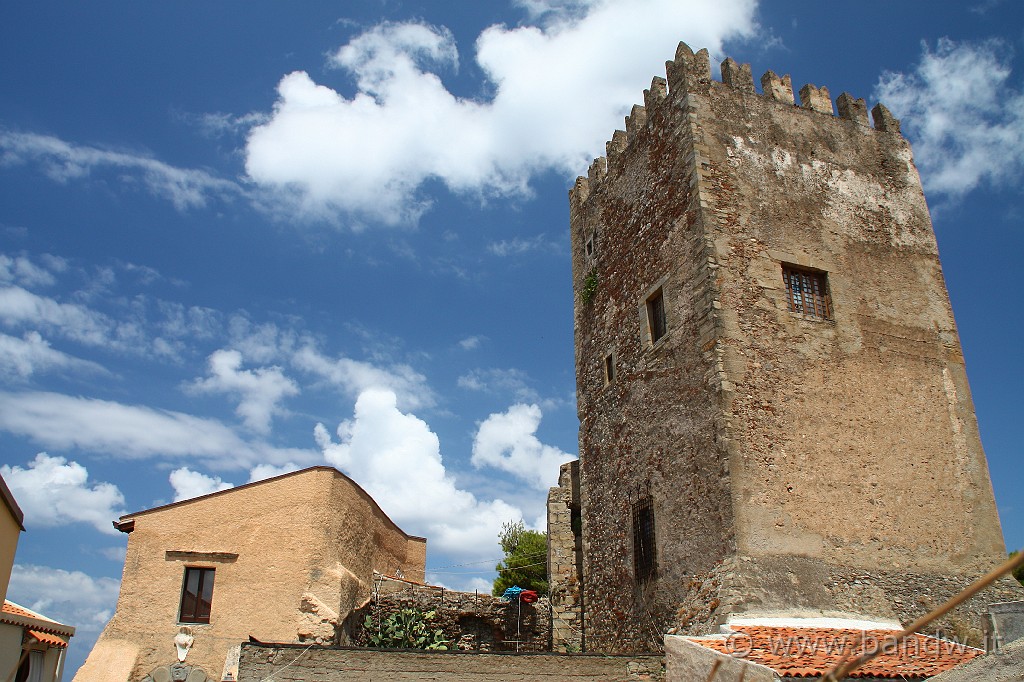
493 520 549 596
580 272 598 304
364 608 449 650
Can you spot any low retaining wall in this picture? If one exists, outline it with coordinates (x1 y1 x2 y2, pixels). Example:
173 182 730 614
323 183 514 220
237 642 664 681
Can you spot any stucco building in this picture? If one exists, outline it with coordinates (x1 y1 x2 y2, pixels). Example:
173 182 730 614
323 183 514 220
74 466 425 682
549 42 1021 654
0 474 75 682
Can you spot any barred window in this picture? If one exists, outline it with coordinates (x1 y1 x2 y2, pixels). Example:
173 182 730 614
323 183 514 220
783 266 831 319
632 496 656 582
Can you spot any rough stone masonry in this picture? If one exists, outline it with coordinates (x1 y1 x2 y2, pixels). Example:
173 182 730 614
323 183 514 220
549 41 1021 653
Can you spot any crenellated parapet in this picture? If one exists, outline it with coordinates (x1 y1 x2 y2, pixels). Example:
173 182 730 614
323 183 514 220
570 41 903 206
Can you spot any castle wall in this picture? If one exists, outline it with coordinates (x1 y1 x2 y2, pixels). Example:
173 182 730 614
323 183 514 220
569 57 733 652
693 64 1006 577
547 461 583 651
566 42 1015 653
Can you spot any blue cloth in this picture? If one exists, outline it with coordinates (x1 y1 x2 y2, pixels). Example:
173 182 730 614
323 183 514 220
501 586 523 601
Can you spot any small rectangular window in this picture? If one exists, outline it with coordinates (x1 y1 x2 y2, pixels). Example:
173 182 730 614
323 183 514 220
646 288 667 344
179 567 215 624
604 352 615 385
585 235 596 258
783 266 831 319
632 496 656 582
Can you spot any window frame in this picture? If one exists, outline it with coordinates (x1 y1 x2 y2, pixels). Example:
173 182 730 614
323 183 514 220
632 495 657 583
782 265 832 320
603 351 616 385
646 288 667 345
178 566 216 625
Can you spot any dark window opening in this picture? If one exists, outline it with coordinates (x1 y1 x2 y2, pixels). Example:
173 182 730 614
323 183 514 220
585 235 595 258
604 353 615 385
179 567 215 624
783 266 831 319
632 496 656 582
647 288 667 344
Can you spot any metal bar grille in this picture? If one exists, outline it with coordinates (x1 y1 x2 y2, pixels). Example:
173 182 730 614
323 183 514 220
783 266 831 319
632 496 656 582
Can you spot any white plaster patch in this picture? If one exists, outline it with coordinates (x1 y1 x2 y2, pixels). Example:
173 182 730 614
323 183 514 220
724 616 903 631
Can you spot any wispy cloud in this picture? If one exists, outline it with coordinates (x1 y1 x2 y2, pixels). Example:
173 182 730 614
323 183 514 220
875 38 1024 200
0 390 318 469
0 331 108 380
0 130 243 210
186 349 299 434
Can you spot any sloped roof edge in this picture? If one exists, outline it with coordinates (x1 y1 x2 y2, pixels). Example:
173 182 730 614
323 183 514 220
0 474 25 531
113 466 426 543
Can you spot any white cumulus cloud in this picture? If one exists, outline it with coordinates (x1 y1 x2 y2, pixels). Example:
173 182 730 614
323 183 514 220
472 403 575 490
168 467 233 502
1 453 126 534
875 37 1024 200
315 388 521 559
244 0 758 225
187 349 299 434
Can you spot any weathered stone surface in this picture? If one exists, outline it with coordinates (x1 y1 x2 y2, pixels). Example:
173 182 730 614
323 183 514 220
345 577 550 653
237 643 665 681
564 42 1018 653
929 636 1024 682
664 635 778 682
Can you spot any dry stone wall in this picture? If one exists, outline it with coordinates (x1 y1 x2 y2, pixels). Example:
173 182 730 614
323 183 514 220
344 577 550 653
237 643 665 682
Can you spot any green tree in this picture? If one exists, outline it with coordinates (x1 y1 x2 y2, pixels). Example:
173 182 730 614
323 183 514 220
492 520 549 596
1012 550 1024 586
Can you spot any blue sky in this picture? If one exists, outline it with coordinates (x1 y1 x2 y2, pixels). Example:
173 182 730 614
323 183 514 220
1 0 1022 675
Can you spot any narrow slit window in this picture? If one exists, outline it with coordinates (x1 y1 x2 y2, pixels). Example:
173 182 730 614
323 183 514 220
632 495 656 582
783 266 831 319
646 288 667 344
585 234 596 258
604 353 616 385
179 567 215 624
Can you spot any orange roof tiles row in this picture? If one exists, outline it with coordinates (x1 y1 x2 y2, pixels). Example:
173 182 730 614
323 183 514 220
27 630 68 648
686 626 983 679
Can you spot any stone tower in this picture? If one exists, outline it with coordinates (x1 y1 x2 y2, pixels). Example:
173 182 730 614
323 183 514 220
548 42 1016 654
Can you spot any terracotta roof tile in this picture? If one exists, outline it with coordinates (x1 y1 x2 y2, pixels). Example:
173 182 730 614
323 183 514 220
686 626 982 679
27 630 68 648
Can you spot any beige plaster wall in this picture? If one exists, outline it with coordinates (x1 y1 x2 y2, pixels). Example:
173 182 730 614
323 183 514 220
74 467 425 682
0 501 21 602
0 622 25 680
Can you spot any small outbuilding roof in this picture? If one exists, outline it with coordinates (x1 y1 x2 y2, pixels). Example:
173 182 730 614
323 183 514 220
685 625 983 679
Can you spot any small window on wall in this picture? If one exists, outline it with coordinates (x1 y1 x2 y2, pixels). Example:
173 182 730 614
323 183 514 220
179 567 215 624
783 265 831 319
646 288 667 344
603 352 616 385
584 233 596 258
632 495 656 582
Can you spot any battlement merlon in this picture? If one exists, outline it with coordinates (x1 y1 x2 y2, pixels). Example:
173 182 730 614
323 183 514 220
569 41 905 206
